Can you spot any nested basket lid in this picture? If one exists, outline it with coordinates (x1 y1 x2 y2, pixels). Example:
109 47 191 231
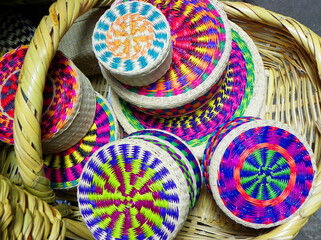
105 0 232 114
203 117 316 229
78 138 192 240
0 45 97 153
93 1 172 87
0 9 35 56
126 129 202 208
43 93 120 189
111 21 266 160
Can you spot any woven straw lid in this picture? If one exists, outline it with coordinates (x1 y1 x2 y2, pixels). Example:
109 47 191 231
126 129 202 209
78 138 191 240
104 0 232 115
110 20 265 160
0 46 96 153
43 93 120 189
203 117 316 229
93 1 172 87
0 9 35 56
58 8 107 76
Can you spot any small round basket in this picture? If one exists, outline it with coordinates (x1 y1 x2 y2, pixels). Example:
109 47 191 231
105 0 232 115
93 1 172 87
78 137 192 240
0 46 97 154
203 117 316 229
111 19 265 160
43 92 120 189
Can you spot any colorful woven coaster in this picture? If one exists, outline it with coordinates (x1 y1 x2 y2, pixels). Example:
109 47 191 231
43 93 120 189
93 1 172 87
105 0 232 115
0 9 35 57
204 118 316 228
128 129 202 205
78 139 190 240
111 21 265 159
0 46 96 153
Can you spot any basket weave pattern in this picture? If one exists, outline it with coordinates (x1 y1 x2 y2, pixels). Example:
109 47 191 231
5 0 321 239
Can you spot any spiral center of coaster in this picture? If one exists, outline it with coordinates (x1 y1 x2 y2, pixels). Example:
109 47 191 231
240 149 290 200
106 13 155 60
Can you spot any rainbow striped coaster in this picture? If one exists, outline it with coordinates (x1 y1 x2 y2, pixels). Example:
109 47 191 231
0 46 96 153
78 138 192 240
203 117 316 228
93 1 172 87
0 9 35 56
43 93 120 189
126 129 202 208
105 0 232 116
111 21 265 159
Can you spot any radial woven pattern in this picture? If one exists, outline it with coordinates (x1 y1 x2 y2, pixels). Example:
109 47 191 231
112 21 263 158
205 118 316 228
93 0 171 86
107 0 231 114
128 129 202 203
78 140 190 240
0 10 35 56
43 94 119 189
0 46 79 144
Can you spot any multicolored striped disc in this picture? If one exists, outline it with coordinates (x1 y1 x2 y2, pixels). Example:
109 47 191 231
128 129 202 205
78 139 190 240
111 21 265 159
43 93 119 189
93 1 172 86
205 118 316 228
106 0 232 114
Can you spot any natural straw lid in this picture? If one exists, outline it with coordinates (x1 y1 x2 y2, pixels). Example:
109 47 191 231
43 93 120 189
111 20 265 160
204 118 316 229
78 138 191 240
105 0 232 114
93 1 172 87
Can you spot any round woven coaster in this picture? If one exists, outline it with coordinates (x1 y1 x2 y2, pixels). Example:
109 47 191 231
0 46 96 152
111 21 265 159
205 118 316 229
78 138 190 240
127 129 202 205
0 9 35 56
105 0 232 114
93 1 172 87
43 93 120 189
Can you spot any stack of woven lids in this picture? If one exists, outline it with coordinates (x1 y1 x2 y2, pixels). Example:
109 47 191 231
0 44 122 190
93 0 266 160
78 129 202 239
90 0 316 234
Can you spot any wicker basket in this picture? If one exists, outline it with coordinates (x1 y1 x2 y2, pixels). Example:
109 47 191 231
2 0 321 239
